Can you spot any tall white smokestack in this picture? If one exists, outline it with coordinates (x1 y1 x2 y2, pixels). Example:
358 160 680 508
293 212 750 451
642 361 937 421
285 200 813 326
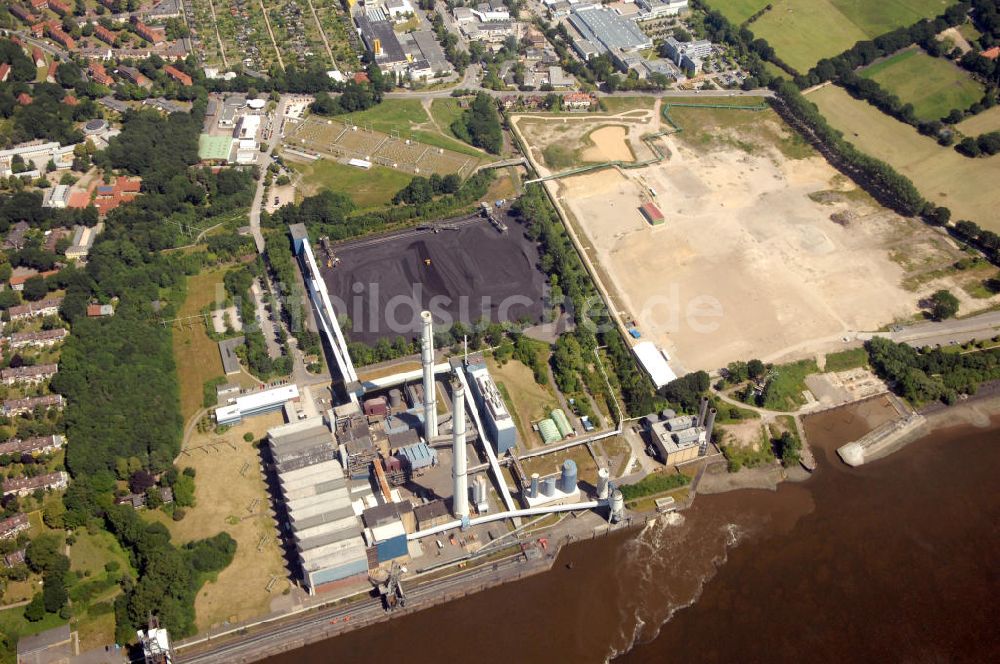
451 375 468 518
421 311 437 440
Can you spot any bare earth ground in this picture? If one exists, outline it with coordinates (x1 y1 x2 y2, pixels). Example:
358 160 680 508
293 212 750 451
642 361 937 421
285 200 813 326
512 109 660 172
517 107 981 373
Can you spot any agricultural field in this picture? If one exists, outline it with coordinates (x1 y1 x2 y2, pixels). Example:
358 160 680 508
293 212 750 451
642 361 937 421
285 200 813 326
956 105 1000 136
289 158 414 208
188 0 277 71
709 0 955 73
860 48 985 120
808 84 1000 231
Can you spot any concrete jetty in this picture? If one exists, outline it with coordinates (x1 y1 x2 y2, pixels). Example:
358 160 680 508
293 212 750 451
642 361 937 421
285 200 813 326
837 412 927 467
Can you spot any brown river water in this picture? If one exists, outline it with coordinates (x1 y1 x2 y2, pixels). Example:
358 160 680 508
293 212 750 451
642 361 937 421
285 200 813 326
268 405 1000 663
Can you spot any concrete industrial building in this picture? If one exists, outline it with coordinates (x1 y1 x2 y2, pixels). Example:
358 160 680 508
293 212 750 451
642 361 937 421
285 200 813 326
568 6 653 59
643 397 716 464
215 384 300 425
466 358 517 454
268 417 368 594
662 36 713 71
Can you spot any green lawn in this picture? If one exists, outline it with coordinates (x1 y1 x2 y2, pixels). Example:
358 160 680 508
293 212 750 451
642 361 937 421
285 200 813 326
333 100 484 158
709 0 953 73
429 98 467 141
291 158 413 208
70 529 132 578
823 348 869 373
762 358 820 411
861 48 985 120
0 607 66 661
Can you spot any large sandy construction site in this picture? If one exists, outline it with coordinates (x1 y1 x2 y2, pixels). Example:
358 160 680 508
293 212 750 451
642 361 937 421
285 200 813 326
513 101 971 372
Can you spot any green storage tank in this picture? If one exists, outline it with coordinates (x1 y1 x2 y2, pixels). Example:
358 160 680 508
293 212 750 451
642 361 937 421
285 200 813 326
538 418 561 445
550 408 573 439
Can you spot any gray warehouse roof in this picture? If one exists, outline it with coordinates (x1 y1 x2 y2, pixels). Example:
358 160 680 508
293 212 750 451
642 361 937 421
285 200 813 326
568 7 652 54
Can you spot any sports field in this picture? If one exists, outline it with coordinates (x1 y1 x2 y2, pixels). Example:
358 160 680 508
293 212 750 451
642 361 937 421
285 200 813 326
709 0 954 73
285 115 480 177
290 158 413 208
861 48 984 120
333 100 485 158
808 84 1000 231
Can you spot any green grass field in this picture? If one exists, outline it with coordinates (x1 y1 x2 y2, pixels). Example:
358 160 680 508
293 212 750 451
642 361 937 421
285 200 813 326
823 348 869 372
429 99 467 141
762 359 820 411
709 0 953 73
291 158 413 208
861 48 984 120
808 84 1000 231
334 100 484 157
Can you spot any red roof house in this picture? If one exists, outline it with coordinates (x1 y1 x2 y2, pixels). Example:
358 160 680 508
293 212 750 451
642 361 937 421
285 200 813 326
31 46 45 67
0 64 9 84
164 64 192 86
983 46 1000 61
16 93 33 106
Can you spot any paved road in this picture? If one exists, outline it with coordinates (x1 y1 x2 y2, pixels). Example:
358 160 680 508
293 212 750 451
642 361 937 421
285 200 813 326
177 552 537 663
249 96 290 254
880 310 1000 348
386 85 774 101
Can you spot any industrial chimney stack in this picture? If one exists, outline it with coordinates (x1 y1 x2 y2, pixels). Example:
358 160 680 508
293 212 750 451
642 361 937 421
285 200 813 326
421 311 438 440
451 375 469 518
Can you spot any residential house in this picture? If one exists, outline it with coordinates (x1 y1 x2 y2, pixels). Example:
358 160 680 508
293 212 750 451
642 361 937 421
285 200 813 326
0 514 29 539
46 24 76 50
563 92 595 110
1 363 59 386
94 24 117 47
17 92 32 106
0 435 65 457
4 221 30 250
131 17 165 45
7 328 69 349
48 0 71 16
118 66 152 89
9 268 60 291
31 47 45 68
3 394 64 416
87 303 114 317
0 64 9 83
46 59 58 83
7 297 63 321
2 471 69 497
93 177 141 216
9 6 37 24
3 549 26 568
164 64 192 86
29 0 49 11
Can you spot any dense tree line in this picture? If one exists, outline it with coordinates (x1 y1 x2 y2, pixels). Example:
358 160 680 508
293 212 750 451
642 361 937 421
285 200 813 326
956 130 1000 156
513 185 659 418
450 93 503 154
393 173 461 205
866 336 1000 405
951 219 1000 263
271 171 494 242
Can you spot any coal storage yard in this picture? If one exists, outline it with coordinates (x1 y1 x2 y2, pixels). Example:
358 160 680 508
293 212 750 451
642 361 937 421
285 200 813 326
321 214 548 344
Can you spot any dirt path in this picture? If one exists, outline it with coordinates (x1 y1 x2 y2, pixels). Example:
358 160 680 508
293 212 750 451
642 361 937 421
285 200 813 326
939 26 973 54
258 0 285 72
205 0 228 68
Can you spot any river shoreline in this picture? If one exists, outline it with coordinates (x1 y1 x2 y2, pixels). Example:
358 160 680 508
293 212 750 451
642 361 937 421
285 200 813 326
695 387 1000 495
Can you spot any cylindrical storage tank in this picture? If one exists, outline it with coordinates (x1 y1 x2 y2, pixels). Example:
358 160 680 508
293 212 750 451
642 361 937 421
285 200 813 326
560 459 577 493
529 473 539 498
610 489 625 523
389 388 403 409
541 476 556 497
596 467 610 500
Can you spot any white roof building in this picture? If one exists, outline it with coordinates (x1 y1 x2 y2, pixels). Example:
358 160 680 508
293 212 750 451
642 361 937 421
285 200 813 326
216 384 300 425
633 341 677 388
